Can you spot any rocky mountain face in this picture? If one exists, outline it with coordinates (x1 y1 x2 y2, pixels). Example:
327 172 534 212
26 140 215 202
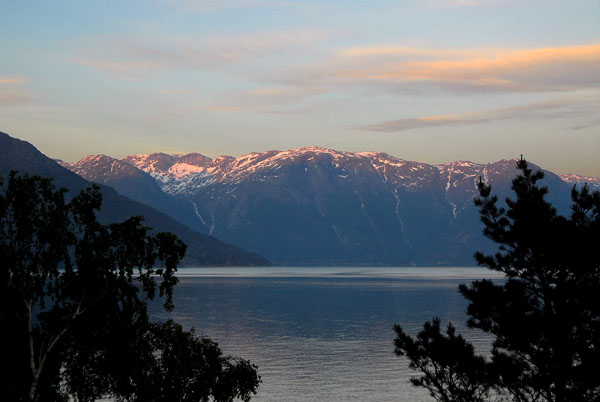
0 132 270 267
63 146 591 266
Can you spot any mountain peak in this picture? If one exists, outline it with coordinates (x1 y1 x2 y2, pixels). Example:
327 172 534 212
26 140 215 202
78 154 118 164
63 154 144 183
178 153 213 167
95 146 600 199
122 152 179 174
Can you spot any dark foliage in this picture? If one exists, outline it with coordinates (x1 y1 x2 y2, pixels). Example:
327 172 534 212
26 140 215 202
393 319 492 402
132 320 260 402
394 158 600 402
0 172 260 401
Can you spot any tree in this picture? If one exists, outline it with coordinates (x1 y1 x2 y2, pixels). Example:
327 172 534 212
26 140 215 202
393 158 600 402
0 172 260 402
131 320 260 402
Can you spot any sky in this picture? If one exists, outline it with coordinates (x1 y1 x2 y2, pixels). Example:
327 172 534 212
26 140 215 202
1 0 599 176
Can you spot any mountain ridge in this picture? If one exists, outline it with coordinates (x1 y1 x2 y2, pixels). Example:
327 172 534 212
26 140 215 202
0 131 270 267
61 145 587 266
119 146 598 194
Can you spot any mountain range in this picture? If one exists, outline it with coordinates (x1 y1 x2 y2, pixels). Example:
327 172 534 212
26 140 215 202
0 132 270 267
57 144 600 266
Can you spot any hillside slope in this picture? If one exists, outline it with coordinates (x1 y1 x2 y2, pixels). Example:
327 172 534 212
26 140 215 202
0 132 270 267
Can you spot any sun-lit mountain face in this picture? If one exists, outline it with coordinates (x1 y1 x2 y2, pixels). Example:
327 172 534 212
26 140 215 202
61 145 586 266
120 147 516 195
560 173 600 190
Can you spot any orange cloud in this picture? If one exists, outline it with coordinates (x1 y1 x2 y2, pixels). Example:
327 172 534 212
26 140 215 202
340 46 475 59
0 76 28 85
174 43 600 114
326 43 600 93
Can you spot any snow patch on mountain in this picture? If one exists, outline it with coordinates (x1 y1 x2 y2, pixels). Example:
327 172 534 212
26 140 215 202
167 162 207 178
115 148 600 201
560 173 600 190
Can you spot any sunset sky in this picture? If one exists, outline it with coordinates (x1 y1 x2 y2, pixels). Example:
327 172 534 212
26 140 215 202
1 0 599 176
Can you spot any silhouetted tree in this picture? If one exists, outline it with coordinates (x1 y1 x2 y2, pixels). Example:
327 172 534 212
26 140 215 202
394 158 600 402
0 172 260 402
132 320 260 402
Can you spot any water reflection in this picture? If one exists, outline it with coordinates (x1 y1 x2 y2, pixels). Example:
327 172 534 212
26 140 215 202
151 268 499 402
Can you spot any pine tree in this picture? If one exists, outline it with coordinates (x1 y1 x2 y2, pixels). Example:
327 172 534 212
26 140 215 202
394 158 600 402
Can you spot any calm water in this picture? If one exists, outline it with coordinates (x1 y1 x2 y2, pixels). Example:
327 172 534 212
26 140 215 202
151 267 503 402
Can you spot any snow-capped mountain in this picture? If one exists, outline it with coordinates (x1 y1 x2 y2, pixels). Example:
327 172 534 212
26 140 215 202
59 154 145 182
58 154 209 235
121 153 216 195
1 132 269 267
121 147 491 197
560 173 600 190
64 146 587 266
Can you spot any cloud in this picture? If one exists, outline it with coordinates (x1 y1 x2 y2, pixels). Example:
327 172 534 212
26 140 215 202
151 0 335 14
71 34 600 118
0 77 27 85
0 76 33 106
286 43 600 94
73 29 333 78
196 85 329 114
423 0 507 9
357 93 600 132
153 0 278 13
246 85 326 103
149 42 600 116
359 115 462 132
